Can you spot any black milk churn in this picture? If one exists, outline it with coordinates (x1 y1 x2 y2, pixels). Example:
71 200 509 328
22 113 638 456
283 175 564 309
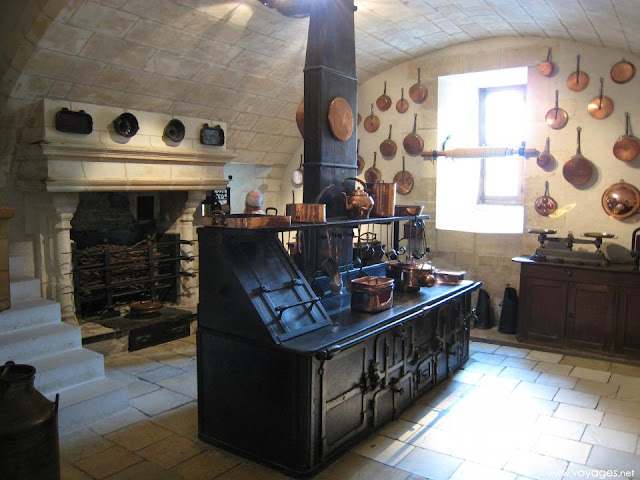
0 361 60 480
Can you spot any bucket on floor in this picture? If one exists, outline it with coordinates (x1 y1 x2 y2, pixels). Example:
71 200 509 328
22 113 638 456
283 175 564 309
498 286 519 334
0 206 14 312
0 361 60 480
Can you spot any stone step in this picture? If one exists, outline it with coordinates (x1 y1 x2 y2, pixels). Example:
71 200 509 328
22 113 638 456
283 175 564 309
0 298 61 333
9 276 41 303
0 322 81 365
51 376 129 435
9 255 24 277
32 348 105 397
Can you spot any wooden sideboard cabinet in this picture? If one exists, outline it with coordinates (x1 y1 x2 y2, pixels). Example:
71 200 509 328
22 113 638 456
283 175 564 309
514 257 640 359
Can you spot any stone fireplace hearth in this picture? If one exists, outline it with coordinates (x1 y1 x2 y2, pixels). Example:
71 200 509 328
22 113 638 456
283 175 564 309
16 99 235 326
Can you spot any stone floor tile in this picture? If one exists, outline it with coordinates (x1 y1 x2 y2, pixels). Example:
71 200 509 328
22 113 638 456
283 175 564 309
400 404 446 426
105 354 164 375
415 387 468 411
535 372 578 389
597 397 640 419
449 461 517 480
463 359 505 375
105 420 173 451
569 367 611 383
501 357 538 370
616 382 640 403
532 362 573 376
170 448 241 480
469 341 500 353
601 412 640 435
510 395 559 416
498 366 541 382
213 462 289 480
351 434 414 466
74 445 142 479
183 333 197 344
137 433 204 468
150 401 198 438
157 353 196 370
581 424 638 453
105 368 139 385
88 407 148 436
450 369 484 384
586 445 640 473
180 362 198 374
470 329 491 339
129 387 193 416
127 379 160 399
475 374 520 393
535 415 586 441
495 345 531 358
408 426 458 455
60 460 94 480
559 356 611 372
553 388 599 409
503 450 568 480
471 352 507 364
609 363 640 377
554 404 603 426
157 371 197 398
377 418 424 443
565 463 612 480
137 365 184 383
60 427 115 463
532 433 591 464
395 447 463 480
525 351 563 364
313 452 409 480
573 378 619 398
513 380 559 400
105 460 183 479
452 433 517 468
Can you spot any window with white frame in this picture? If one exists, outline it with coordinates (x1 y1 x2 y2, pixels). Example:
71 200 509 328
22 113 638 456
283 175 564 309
436 68 528 234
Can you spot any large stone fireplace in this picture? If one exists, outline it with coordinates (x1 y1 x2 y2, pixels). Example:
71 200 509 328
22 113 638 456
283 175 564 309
16 99 235 327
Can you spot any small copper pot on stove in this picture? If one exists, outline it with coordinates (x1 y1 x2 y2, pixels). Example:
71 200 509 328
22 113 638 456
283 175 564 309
385 258 436 292
342 177 374 219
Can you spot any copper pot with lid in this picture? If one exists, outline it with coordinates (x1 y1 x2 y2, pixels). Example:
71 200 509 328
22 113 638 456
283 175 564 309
385 258 436 292
371 180 396 217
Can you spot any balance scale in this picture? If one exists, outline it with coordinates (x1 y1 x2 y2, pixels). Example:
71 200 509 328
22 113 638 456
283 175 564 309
528 229 615 266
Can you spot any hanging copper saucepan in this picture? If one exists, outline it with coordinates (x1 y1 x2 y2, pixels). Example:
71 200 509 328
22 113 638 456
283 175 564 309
537 137 555 169
602 180 640 219
537 48 555 77
563 127 593 186
545 90 569 130
396 87 409 113
357 139 365 174
376 81 392 111
587 77 614 120
364 151 382 184
613 112 640 162
403 114 424 155
394 156 414 195
567 54 590 92
409 67 427 103
295 98 304 138
534 181 558 217
379 124 397 157
611 58 636 84
364 103 380 133
357 113 362 126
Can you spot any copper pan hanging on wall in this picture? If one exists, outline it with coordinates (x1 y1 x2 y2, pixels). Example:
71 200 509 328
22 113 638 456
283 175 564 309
409 67 427 103
545 90 569 130
537 137 555 169
613 112 640 162
602 180 640 219
363 103 380 133
393 156 414 195
534 181 558 216
403 114 424 155
379 124 397 157
357 139 365 174
563 127 593 186
537 48 555 77
567 54 590 92
587 77 614 120
364 152 382 184
610 58 636 84
376 81 392 111
396 87 409 113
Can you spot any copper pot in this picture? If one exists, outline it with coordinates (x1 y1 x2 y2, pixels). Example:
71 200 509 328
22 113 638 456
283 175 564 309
350 276 394 312
385 259 435 292
371 180 396 217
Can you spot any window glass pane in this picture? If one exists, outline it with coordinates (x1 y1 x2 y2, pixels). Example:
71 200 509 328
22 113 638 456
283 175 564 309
484 157 519 197
483 88 526 147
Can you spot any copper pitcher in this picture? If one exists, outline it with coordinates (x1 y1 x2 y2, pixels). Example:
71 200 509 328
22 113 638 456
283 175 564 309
370 180 396 217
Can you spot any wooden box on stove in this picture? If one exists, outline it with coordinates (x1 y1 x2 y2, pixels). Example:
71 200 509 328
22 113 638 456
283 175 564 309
513 257 640 359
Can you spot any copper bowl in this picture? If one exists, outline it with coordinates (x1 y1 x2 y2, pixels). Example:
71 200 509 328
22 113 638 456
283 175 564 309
395 205 424 216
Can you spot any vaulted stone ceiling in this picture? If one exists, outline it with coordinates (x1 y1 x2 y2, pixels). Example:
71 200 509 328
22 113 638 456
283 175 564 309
4 0 638 167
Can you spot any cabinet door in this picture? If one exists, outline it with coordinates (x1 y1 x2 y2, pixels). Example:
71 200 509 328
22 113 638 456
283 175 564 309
520 276 567 344
565 283 616 352
617 287 640 356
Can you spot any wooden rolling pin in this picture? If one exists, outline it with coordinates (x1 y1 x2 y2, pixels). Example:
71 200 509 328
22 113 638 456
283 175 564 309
421 146 539 159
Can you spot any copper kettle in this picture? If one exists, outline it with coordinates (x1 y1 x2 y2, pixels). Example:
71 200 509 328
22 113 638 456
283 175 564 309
342 177 374 219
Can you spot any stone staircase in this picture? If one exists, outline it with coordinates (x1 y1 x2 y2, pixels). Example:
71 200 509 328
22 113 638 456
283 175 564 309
0 255 128 434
